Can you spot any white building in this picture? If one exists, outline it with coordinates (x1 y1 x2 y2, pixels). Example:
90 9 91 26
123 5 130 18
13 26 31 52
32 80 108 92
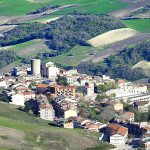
22 91 36 100
47 66 60 79
0 80 7 89
40 103 55 121
10 93 25 106
31 59 41 76
106 124 128 146
86 82 94 96
106 82 148 100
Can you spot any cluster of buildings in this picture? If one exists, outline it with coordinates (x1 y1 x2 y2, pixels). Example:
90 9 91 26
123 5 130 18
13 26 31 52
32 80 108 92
0 59 150 149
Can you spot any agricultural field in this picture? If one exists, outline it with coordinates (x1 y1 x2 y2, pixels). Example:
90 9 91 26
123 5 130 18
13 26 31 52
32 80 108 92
51 0 129 15
0 0 129 16
88 28 139 47
0 102 112 150
0 39 49 58
122 19 150 33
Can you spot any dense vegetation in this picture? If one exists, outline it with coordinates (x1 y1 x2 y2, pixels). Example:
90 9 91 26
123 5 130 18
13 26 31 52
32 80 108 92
0 23 48 46
78 41 150 81
0 51 18 68
0 14 125 56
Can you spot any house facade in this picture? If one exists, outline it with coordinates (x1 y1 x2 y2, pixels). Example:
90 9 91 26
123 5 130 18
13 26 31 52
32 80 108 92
40 103 55 121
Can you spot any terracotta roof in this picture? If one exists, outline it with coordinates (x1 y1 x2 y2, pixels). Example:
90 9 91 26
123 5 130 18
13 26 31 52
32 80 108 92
118 80 126 84
37 84 49 88
135 101 149 106
57 85 76 90
23 91 35 95
40 103 53 109
16 87 29 91
107 123 128 136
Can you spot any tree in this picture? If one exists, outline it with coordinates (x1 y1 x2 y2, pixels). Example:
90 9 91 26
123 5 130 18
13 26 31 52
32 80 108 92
24 101 31 113
56 75 68 86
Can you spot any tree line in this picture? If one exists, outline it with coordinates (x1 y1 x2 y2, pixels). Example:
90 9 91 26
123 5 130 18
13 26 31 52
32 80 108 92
0 51 18 68
77 41 150 81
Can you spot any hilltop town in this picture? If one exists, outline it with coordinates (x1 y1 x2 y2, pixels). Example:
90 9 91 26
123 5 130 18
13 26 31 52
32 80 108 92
0 59 149 150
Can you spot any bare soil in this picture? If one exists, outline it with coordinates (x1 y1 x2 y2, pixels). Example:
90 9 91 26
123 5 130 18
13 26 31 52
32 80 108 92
84 33 150 63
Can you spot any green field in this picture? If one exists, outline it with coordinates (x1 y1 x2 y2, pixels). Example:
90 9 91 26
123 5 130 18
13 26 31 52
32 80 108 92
0 102 113 150
52 0 129 15
0 39 49 58
49 45 100 66
0 0 128 16
122 19 150 33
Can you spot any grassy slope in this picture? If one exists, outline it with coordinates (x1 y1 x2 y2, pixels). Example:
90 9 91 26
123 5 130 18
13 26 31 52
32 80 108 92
0 102 112 150
122 19 150 33
0 102 39 123
0 39 49 58
0 0 128 16
49 45 100 66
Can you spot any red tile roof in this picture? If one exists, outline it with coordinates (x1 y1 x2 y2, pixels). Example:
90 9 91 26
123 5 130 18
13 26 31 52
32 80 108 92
107 123 128 136
37 84 49 88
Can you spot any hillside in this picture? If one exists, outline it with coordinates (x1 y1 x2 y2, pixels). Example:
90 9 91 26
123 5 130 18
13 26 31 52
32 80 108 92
0 102 112 150
88 28 139 47
77 40 150 81
133 61 150 77
0 14 125 57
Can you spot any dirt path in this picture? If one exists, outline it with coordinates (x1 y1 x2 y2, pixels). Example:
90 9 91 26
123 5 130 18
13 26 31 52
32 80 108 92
109 0 150 19
84 33 150 63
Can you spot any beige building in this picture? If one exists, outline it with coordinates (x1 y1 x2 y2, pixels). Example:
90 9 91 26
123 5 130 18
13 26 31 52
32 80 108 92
114 102 123 112
56 85 76 98
64 109 78 119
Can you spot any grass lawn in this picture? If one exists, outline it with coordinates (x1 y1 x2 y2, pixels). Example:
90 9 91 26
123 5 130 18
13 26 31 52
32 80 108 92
0 0 129 16
49 45 100 67
122 19 150 33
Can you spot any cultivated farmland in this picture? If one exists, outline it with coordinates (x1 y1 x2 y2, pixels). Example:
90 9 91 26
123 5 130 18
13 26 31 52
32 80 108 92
122 19 150 33
88 28 139 47
0 0 128 16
